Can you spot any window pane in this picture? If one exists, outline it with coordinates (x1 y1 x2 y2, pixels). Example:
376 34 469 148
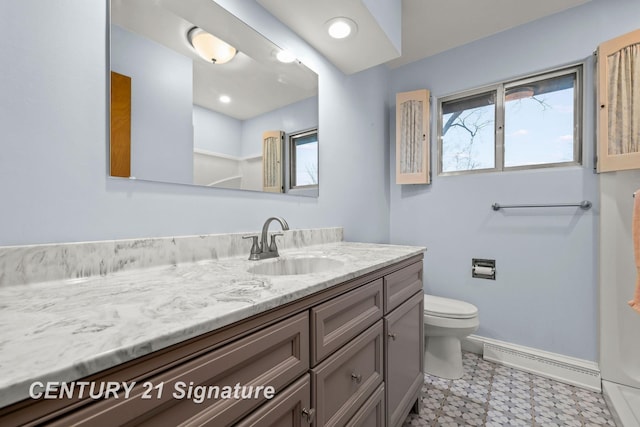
504 73 576 167
441 92 496 172
292 131 318 187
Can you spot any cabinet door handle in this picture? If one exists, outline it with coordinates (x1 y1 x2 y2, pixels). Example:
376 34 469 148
350 372 362 383
301 407 316 424
388 332 397 340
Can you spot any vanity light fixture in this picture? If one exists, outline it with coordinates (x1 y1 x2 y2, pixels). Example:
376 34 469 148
325 17 357 40
187 27 237 64
219 95 231 103
276 50 296 63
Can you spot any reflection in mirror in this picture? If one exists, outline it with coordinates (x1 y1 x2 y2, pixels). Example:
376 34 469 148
290 129 319 190
109 0 319 197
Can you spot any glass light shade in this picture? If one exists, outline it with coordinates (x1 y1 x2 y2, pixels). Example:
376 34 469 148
276 50 296 63
326 17 357 39
188 27 237 64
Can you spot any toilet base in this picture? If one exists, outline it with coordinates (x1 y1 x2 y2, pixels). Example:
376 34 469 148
424 335 464 379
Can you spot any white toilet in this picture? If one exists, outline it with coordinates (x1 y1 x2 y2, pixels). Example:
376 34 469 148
423 294 479 379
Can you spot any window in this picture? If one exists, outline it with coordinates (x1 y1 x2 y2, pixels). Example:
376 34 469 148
441 91 496 172
289 129 318 189
438 65 582 175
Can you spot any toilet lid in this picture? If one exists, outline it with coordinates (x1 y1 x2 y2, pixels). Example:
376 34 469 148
424 294 478 319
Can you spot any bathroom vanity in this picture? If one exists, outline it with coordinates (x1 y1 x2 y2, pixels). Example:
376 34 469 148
0 230 424 427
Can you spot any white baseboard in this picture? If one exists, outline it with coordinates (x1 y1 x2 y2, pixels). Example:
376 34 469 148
462 335 601 392
461 335 484 355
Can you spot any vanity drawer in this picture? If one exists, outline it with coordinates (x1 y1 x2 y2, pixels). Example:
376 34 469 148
311 278 383 365
311 321 383 427
384 260 423 314
235 374 311 427
51 312 309 427
345 383 385 427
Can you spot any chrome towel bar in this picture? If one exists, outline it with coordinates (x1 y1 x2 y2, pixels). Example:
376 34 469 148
491 200 592 211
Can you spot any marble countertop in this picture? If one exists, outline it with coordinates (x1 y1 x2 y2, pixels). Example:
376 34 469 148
0 241 424 408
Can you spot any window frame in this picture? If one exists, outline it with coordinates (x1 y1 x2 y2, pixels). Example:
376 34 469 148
437 64 583 176
288 128 319 190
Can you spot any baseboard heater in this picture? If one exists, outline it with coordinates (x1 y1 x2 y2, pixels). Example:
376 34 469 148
465 335 601 392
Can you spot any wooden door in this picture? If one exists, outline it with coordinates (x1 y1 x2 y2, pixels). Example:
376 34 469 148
110 71 132 178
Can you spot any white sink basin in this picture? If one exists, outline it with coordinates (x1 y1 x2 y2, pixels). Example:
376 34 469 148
247 256 343 276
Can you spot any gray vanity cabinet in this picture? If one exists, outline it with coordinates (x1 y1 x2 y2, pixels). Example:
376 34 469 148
309 260 423 427
0 255 423 427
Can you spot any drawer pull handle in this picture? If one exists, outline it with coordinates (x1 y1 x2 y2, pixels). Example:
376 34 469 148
388 332 397 340
350 372 362 383
302 407 316 423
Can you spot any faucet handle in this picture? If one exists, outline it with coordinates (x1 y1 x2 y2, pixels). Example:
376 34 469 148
242 235 261 258
269 232 284 252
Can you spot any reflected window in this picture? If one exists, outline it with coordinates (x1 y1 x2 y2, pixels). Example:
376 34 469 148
290 129 318 189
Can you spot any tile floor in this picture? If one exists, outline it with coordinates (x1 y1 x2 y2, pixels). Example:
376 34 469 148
403 352 616 426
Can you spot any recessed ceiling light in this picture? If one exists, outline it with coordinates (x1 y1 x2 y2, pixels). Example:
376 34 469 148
325 17 357 40
187 27 237 64
276 50 296 63
219 95 231 103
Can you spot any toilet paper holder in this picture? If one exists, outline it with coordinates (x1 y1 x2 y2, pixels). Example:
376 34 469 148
472 258 495 280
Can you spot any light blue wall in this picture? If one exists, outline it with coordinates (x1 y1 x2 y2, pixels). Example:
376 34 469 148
193 105 242 157
389 0 640 361
0 0 390 246
111 25 194 184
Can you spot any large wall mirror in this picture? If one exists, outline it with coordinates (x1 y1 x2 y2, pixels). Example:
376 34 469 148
109 0 319 197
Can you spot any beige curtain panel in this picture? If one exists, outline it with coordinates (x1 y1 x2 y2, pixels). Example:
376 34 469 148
607 42 640 155
400 99 424 174
263 136 279 187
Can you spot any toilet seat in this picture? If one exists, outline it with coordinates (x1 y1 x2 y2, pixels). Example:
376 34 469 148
424 294 478 319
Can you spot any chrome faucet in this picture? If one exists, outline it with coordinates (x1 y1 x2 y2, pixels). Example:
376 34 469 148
243 217 290 260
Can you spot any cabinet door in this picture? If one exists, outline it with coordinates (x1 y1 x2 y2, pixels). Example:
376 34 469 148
235 375 312 427
597 29 640 172
385 291 424 427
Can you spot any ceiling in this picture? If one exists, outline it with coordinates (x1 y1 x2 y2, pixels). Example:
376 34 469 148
257 0 592 74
